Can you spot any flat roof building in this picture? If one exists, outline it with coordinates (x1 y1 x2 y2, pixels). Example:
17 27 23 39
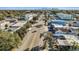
56 13 74 20
57 39 72 46
0 21 10 30
7 21 27 32
64 34 79 45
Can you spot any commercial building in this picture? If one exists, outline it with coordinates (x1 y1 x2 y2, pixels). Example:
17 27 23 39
48 20 66 29
0 13 37 33
57 39 72 46
57 39 72 50
0 20 10 30
56 13 74 20
7 21 27 32
20 13 37 21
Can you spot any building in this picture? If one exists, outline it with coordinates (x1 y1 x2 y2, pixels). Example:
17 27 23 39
5 17 17 22
0 18 28 33
19 14 32 21
48 20 66 28
72 21 79 27
0 20 10 30
19 13 37 21
0 13 36 33
64 34 79 45
57 39 72 50
56 13 74 20
57 39 72 46
6 21 27 32
48 14 56 19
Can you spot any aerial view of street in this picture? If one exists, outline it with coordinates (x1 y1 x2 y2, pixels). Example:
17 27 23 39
1 7 79 51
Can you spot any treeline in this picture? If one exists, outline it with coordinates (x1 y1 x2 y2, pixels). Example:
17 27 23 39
0 10 41 21
0 10 29 21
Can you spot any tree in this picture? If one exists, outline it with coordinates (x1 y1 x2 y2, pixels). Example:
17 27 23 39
72 42 79 51
0 15 4 21
0 31 21 51
43 32 54 50
5 24 8 29
26 22 32 28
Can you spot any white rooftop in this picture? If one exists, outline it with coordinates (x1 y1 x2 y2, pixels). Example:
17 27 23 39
56 13 73 20
52 24 64 28
57 39 71 46
64 34 79 45
11 21 27 27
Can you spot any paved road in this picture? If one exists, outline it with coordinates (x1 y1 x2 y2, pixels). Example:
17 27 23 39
13 28 34 51
12 14 48 51
28 31 40 50
13 27 45 51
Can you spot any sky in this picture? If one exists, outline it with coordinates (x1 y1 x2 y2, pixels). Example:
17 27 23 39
0 7 79 10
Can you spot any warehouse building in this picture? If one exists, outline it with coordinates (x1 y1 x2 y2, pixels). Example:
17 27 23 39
56 13 74 20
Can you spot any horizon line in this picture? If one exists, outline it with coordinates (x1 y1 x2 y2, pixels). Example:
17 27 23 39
0 7 79 10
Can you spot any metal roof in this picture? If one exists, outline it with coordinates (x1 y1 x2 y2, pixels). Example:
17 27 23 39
57 39 71 46
56 13 73 20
